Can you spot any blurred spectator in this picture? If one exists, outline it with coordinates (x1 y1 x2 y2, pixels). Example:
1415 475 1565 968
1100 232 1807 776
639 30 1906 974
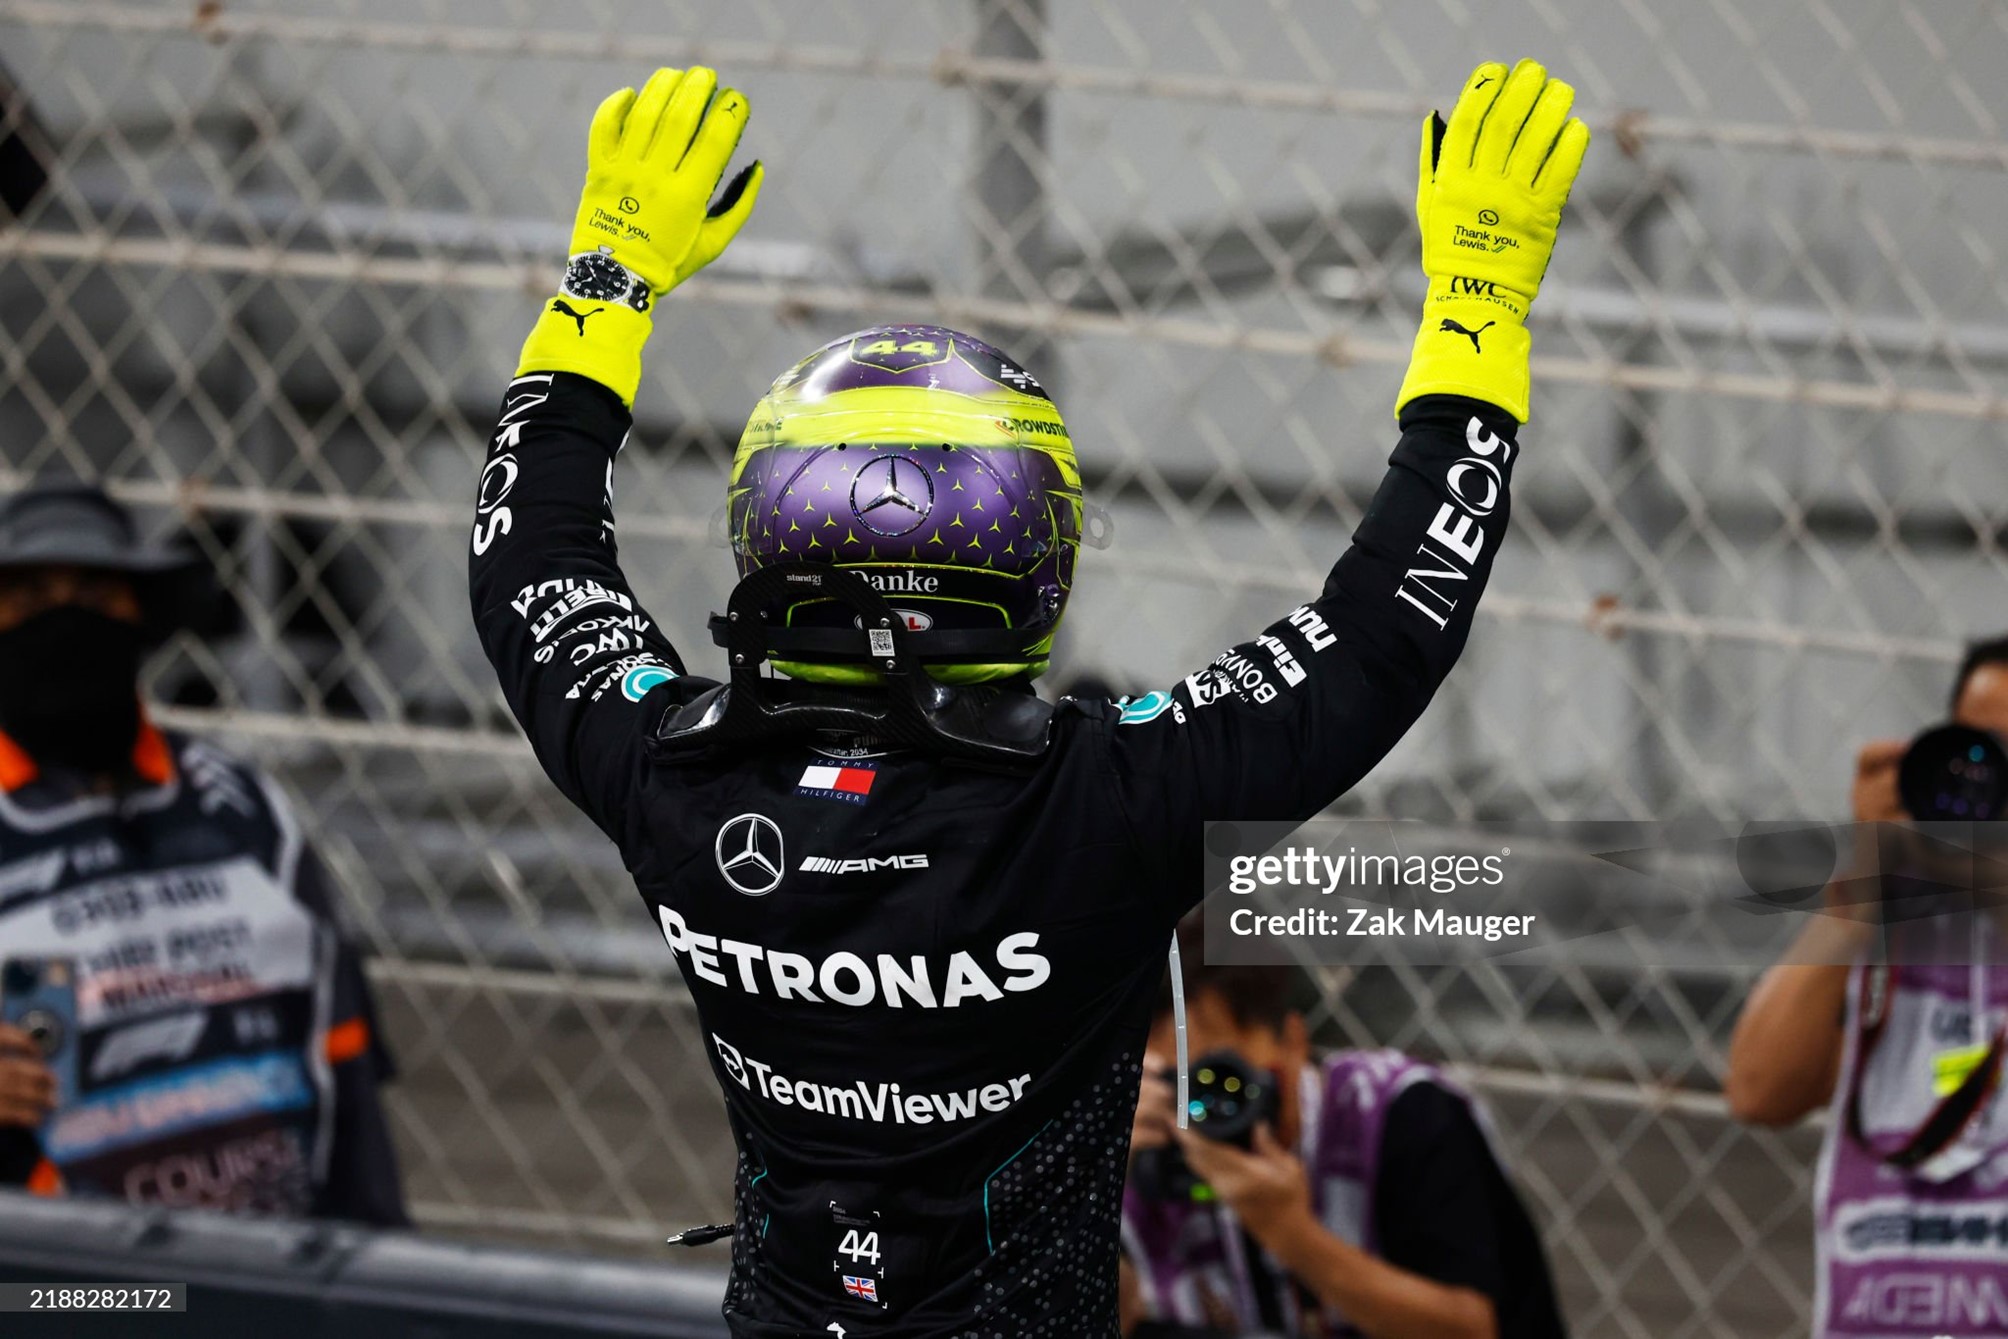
0 480 406 1225
1727 638 2008 1337
1121 921 1565 1338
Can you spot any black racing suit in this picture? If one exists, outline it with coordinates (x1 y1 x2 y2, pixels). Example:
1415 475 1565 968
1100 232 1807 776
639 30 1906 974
468 369 1518 1337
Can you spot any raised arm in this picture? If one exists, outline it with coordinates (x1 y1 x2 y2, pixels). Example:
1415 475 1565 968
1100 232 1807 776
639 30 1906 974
1106 60 1589 892
467 67 762 841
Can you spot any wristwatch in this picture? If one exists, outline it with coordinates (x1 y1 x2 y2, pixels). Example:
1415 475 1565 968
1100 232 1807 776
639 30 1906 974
562 249 652 313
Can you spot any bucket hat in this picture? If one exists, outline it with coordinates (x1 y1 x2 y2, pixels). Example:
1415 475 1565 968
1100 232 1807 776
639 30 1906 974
0 479 212 634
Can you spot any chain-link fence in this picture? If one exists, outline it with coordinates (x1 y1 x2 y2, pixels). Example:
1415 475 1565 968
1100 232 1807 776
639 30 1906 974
2 1 2006 1333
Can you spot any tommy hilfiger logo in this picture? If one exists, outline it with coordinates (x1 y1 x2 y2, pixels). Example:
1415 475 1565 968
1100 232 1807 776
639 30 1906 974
799 853 929 874
796 761 877 804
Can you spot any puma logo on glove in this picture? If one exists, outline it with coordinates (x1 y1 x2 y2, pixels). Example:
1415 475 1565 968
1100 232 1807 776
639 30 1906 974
551 299 601 337
1440 318 1495 353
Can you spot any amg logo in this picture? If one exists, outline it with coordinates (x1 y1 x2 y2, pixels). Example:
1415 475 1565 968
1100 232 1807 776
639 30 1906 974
1395 416 1514 631
801 854 930 874
862 570 940 594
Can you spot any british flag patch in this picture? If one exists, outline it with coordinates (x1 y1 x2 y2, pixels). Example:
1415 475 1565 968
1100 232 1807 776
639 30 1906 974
841 1274 879 1302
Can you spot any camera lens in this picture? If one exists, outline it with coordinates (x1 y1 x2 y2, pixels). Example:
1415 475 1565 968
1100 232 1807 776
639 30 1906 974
17 1007 63 1059
1183 1050 1275 1147
1899 725 2008 821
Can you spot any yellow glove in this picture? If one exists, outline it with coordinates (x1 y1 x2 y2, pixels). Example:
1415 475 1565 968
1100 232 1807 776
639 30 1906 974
1395 59 1589 424
517 66 764 406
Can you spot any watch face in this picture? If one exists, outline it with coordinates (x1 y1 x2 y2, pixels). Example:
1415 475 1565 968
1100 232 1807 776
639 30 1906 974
565 253 630 302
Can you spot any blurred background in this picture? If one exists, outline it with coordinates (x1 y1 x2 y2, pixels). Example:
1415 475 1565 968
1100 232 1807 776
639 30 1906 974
1 1 2005 1334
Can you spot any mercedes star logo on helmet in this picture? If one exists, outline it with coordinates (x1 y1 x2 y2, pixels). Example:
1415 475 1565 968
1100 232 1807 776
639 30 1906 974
851 455 935 537
715 813 785 896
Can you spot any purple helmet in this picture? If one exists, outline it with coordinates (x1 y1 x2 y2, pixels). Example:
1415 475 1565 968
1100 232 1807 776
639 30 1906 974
727 325 1081 684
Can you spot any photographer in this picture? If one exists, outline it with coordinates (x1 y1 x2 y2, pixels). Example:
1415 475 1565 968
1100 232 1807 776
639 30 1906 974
1121 926 1565 1338
1726 637 2008 1337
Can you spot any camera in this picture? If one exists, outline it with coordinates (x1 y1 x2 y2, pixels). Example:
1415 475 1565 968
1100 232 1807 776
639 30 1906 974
1899 724 2008 822
1131 1049 1278 1202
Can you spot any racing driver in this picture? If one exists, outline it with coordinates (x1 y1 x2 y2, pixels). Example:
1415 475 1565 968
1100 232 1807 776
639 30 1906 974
470 60 1588 1338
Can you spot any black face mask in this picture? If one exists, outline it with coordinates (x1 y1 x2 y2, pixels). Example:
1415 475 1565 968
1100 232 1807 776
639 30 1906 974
0 606 146 776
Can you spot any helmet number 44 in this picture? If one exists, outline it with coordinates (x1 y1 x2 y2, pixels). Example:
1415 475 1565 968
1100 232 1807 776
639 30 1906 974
859 338 938 358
